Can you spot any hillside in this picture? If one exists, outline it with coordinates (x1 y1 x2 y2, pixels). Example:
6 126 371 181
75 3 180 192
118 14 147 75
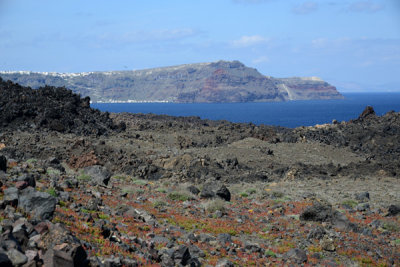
0 79 398 266
0 61 343 103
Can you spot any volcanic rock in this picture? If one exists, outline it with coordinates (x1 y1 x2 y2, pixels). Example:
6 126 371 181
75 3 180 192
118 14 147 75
0 155 7 172
18 187 57 220
0 77 123 135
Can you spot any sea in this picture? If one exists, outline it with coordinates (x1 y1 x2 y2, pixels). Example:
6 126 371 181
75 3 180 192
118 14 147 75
92 93 400 128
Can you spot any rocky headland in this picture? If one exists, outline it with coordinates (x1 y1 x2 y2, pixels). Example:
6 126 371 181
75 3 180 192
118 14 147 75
0 61 343 103
0 78 398 266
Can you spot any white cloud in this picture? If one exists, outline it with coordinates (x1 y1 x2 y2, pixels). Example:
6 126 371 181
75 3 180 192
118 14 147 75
292 1 318 15
232 35 269 47
348 1 384 13
252 56 269 64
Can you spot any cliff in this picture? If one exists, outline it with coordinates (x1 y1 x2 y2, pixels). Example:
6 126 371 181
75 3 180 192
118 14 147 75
0 60 343 103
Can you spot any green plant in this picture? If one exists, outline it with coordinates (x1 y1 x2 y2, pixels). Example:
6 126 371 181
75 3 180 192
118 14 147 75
26 158 37 164
78 171 91 181
383 221 399 232
46 188 58 197
240 192 249 198
272 191 284 198
98 213 110 220
80 208 91 214
46 167 61 176
265 250 276 258
168 192 191 201
247 188 257 195
156 187 167 193
58 200 66 207
112 175 127 180
342 199 358 208
153 200 167 209
131 178 147 186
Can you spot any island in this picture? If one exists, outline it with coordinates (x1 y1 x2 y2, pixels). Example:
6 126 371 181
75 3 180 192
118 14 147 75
0 60 343 103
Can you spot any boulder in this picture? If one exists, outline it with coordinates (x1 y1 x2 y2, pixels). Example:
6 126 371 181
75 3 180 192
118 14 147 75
4 187 19 207
6 248 28 266
187 185 200 195
387 204 400 216
355 192 370 202
173 245 191 266
43 248 74 267
216 185 231 201
83 165 111 186
200 183 215 199
17 174 36 188
300 201 333 222
284 248 307 264
0 253 13 267
217 233 231 244
18 187 56 220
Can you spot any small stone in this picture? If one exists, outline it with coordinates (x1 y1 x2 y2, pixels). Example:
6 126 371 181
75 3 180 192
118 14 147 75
25 250 39 262
320 236 336 252
187 185 200 195
216 258 234 267
355 192 370 202
15 181 28 190
356 203 370 212
284 248 308 264
217 233 231 244
387 204 400 216
4 187 19 207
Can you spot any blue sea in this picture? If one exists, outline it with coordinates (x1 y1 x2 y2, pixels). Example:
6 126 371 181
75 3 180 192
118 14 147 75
92 93 400 128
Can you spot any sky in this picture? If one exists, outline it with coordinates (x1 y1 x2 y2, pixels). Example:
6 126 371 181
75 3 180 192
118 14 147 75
0 0 399 92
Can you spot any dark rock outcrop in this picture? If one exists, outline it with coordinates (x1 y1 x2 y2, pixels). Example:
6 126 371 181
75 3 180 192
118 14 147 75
0 78 124 135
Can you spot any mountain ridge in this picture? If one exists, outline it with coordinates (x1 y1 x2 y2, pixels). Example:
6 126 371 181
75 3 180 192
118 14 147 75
0 60 343 103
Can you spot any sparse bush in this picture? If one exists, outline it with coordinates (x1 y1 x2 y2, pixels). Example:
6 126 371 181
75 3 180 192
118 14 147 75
247 188 257 195
26 158 37 164
131 178 147 186
153 200 167 209
78 171 91 181
205 199 226 213
168 191 191 201
112 175 127 180
98 213 109 220
342 199 358 208
240 192 249 198
383 221 399 232
46 167 61 176
265 250 276 258
272 191 284 198
156 187 167 193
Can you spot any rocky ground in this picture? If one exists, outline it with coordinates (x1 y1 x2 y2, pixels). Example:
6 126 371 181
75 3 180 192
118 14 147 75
0 78 399 266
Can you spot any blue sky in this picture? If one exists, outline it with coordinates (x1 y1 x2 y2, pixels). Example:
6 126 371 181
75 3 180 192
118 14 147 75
0 0 399 92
